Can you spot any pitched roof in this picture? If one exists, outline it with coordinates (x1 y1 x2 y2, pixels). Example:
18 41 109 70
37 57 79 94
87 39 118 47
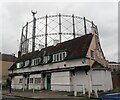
0 54 17 62
16 50 40 62
17 33 93 62
9 33 93 70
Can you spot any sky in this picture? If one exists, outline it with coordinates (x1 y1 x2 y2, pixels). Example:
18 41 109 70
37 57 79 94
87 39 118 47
0 1 118 62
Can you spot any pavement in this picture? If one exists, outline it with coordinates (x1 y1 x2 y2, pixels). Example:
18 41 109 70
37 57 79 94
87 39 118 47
2 95 35 100
2 89 100 100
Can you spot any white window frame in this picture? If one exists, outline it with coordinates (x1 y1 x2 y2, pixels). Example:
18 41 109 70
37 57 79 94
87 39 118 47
52 51 67 62
24 60 30 67
31 59 35 66
29 78 33 84
43 56 50 64
35 78 41 84
17 63 20 68
62 52 67 60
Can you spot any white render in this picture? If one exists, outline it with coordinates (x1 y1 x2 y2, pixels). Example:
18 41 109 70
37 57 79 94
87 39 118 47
11 68 113 92
29 74 42 90
10 57 113 92
91 70 113 91
11 76 23 90
51 71 72 91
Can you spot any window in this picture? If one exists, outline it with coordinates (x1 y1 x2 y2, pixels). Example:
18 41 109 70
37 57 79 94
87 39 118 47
24 60 30 67
19 78 23 83
53 54 56 62
60 53 62 61
29 78 33 83
34 59 38 65
90 50 94 58
62 52 67 60
56 54 59 61
17 62 24 68
52 54 58 62
35 78 41 84
31 58 41 66
37 58 41 64
31 59 35 66
52 51 67 62
17 63 20 68
43 56 50 64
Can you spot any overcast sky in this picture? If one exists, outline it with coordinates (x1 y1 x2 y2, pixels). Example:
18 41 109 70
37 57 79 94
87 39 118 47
0 2 118 62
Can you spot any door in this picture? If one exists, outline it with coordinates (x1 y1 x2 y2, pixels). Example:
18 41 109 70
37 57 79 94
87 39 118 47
47 75 51 90
27 77 29 90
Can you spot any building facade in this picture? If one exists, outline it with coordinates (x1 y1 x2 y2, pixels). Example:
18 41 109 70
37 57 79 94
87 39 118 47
0 53 17 85
9 27 113 94
108 62 120 72
108 62 120 88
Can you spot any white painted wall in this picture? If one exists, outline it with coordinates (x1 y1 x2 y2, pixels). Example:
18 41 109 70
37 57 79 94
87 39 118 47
51 71 72 91
11 57 113 92
29 74 42 90
91 70 113 91
11 76 23 90
75 70 89 92
74 69 113 92
11 69 112 92
104 70 113 90
91 70 105 91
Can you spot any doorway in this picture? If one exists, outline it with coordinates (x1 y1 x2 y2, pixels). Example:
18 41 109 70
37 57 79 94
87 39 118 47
47 75 51 90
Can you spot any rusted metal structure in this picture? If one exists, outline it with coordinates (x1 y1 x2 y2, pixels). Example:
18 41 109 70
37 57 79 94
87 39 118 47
19 12 99 54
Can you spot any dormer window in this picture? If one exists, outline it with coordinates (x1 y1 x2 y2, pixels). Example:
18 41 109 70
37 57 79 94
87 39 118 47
24 60 30 67
52 51 67 62
43 56 50 64
62 52 67 60
31 57 42 66
17 63 20 68
31 59 35 66
17 62 24 68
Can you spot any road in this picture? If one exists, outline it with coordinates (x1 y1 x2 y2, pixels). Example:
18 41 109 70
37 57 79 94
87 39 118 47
2 95 33 100
1 95 90 100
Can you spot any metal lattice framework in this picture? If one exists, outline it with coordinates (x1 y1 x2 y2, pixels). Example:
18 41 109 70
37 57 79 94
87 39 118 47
20 13 97 54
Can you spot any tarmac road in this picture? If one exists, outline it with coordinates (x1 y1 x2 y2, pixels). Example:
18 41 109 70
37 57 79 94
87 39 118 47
1 95 87 100
2 95 33 100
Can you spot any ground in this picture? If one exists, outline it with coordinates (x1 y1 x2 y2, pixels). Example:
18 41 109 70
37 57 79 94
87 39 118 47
2 88 103 100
